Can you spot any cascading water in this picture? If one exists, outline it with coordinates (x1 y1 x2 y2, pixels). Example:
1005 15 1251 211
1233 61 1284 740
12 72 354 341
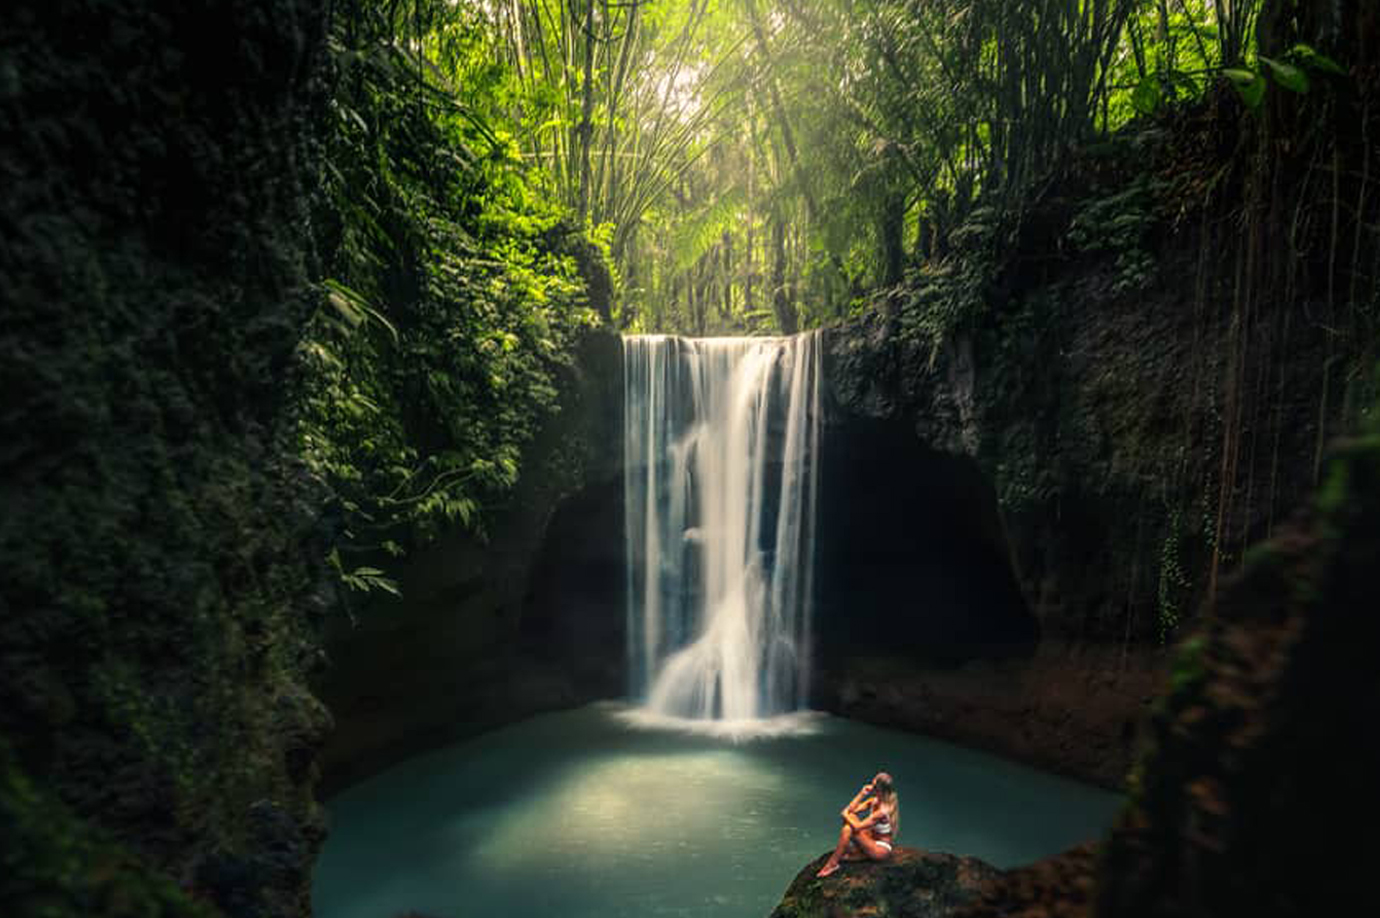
623 333 822 722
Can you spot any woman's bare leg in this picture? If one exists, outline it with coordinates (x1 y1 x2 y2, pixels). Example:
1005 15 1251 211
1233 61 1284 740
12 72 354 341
815 823 855 877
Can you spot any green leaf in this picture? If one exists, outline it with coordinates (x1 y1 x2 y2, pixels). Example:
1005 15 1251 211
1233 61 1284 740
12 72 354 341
347 392 380 415
299 340 342 370
322 278 400 344
669 188 746 274
326 289 365 327
371 577 402 597
1224 68 1266 110
1260 56 1310 94
1132 75 1162 115
1291 43 1347 76
1165 70 1201 97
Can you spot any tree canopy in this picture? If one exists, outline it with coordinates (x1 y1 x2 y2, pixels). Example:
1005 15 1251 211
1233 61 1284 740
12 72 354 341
320 1 1355 344
301 0 1369 599
470 0 1346 334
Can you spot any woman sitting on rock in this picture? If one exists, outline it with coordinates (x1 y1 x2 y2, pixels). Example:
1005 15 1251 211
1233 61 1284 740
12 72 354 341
815 771 899 877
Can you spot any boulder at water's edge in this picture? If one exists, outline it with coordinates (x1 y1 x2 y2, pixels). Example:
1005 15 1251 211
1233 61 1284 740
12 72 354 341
770 847 1000 918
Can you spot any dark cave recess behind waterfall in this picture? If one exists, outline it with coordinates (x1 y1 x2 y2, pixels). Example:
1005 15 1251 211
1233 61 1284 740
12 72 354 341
814 414 1038 666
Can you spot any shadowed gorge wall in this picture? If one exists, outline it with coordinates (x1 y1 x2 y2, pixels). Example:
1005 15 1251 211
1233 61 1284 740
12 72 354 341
316 329 623 793
950 418 1380 918
0 1 331 915
1094 424 1380 917
520 475 625 691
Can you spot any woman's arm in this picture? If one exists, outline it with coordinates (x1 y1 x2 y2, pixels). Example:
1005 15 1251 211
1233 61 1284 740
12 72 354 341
840 782 879 829
845 783 875 813
841 807 883 831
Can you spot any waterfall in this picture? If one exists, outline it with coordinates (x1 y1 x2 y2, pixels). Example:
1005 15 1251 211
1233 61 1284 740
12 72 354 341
623 333 822 721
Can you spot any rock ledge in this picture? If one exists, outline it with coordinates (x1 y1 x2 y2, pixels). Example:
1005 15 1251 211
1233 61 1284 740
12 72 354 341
769 847 1000 918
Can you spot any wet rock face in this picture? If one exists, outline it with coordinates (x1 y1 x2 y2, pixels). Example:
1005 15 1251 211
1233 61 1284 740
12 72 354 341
818 215 1351 652
817 642 1160 790
821 309 978 457
770 847 1001 918
818 314 1048 676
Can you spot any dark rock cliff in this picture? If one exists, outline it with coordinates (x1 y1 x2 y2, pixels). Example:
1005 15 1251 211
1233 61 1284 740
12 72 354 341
940 417 1380 918
0 1 331 915
815 304 1171 787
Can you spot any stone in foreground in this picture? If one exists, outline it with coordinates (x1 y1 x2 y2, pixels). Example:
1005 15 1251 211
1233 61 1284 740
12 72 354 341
770 846 999 918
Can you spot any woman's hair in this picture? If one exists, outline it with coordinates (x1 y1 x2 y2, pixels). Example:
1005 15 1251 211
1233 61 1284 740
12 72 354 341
874 772 899 836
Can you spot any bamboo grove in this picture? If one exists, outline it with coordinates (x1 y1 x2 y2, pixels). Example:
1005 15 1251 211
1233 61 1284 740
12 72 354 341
469 0 1359 333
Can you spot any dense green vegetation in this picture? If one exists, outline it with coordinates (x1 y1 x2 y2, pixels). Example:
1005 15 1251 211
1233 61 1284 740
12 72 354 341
1 2 329 914
448 0 1348 332
302 1 607 597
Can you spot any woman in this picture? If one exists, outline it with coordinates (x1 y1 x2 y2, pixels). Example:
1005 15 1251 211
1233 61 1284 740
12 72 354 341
815 771 900 878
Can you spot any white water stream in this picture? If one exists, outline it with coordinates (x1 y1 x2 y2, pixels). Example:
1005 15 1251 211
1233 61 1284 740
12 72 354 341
623 334 822 721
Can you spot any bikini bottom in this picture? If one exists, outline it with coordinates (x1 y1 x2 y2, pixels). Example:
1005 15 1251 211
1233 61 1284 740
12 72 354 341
848 836 893 856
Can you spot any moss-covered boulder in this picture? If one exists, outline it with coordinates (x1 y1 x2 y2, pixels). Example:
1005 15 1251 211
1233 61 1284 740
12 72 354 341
769 848 1000 918
954 844 1100 918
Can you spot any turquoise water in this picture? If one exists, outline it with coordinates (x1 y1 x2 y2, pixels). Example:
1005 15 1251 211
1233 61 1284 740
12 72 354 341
314 704 1120 918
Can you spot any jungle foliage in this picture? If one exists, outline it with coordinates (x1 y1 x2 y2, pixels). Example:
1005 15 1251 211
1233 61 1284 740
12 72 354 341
469 0 1355 334
301 0 603 597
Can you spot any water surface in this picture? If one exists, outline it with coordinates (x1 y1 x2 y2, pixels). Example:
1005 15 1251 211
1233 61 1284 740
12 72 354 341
315 704 1120 918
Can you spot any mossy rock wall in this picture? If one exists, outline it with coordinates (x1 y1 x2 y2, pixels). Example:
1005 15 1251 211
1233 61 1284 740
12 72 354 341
1 1 331 915
823 87 1379 647
1094 420 1380 917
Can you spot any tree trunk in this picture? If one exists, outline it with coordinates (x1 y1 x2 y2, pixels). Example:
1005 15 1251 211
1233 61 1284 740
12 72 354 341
879 192 906 287
721 231 734 321
745 0 817 219
771 215 797 334
575 0 596 223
